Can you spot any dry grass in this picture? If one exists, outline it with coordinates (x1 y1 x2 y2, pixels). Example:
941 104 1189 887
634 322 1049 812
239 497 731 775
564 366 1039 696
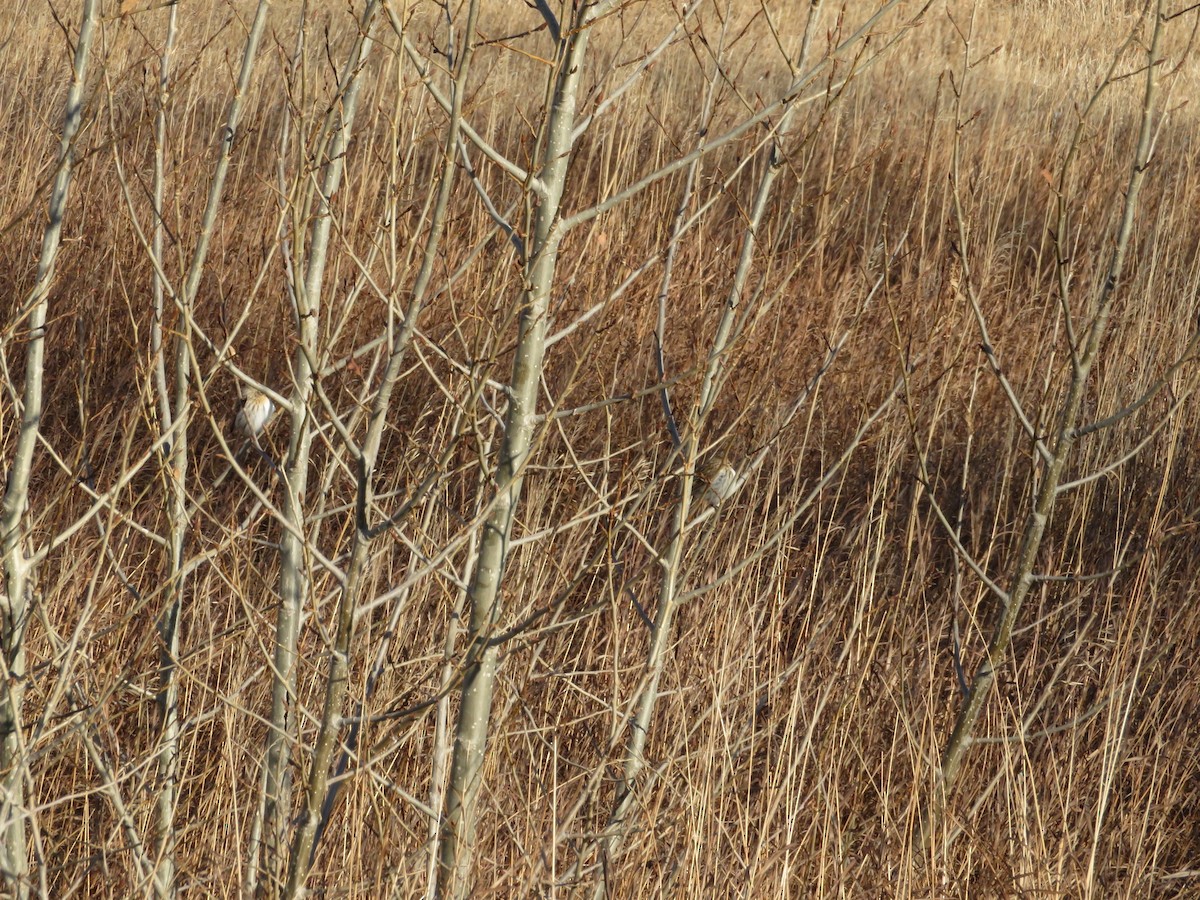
1 0 1199 896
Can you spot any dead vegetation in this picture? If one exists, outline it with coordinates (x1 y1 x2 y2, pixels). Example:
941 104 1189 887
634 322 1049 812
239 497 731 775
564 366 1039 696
1 0 1198 897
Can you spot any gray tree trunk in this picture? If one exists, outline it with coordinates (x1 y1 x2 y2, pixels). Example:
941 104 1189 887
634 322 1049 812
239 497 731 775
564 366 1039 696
0 1 97 894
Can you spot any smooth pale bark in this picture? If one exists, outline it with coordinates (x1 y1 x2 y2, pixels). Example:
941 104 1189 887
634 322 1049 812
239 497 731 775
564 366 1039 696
137 3 272 895
927 1 1164 843
0 1 97 895
284 3 481 894
101 3 272 893
435 5 604 896
596 7 823 890
152 6 181 897
257 3 380 893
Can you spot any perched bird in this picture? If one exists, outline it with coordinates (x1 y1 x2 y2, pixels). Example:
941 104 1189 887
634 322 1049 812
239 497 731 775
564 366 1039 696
234 387 274 448
700 458 741 511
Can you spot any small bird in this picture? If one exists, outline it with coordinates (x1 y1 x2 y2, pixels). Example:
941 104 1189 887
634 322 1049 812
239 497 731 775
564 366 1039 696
700 459 741 511
234 387 274 448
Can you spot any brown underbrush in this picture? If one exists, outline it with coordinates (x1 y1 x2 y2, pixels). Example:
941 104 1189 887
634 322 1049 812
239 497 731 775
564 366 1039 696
1 1 1198 896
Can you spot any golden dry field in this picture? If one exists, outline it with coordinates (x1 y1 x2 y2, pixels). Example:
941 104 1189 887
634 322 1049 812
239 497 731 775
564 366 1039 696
1 0 1199 896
